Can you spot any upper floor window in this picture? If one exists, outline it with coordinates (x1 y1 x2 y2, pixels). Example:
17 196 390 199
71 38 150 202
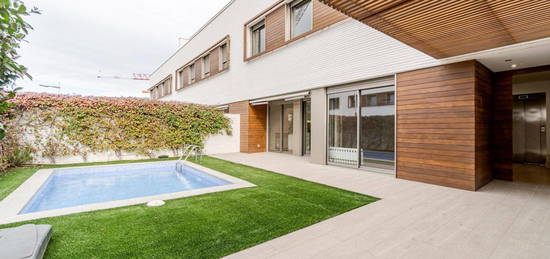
202 54 210 78
387 93 395 105
347 95 356 108
163 79 171 95
290 0 313 38
177 70 184 89
189 63 195 83
219 43 229 70
251 20 266 55
367 95 378 106
329 98 340 110
151 76 172 99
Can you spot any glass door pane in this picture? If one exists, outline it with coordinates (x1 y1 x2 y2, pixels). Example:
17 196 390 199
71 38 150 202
282 103 294 153
303 100 311 155
359 87 395 170
328 91 358 166
269 103 282 152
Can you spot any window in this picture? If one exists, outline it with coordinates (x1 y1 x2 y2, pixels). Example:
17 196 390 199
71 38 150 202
251 20 266 55
367 95 378 106
347 95 356 108
387 93 395 105
177 70 184 89
290 0 313 38
219 43 228 69
189 63 195 83
329 98 340 110
202 54 210 78
163 80 170 95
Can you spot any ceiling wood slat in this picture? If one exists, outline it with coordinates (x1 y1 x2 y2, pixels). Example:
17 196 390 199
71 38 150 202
318 0 550 58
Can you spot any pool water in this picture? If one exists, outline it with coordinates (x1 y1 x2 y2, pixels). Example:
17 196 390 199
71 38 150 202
20 162 229 214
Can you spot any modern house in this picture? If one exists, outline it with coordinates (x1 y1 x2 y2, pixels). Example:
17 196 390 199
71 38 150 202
149 0 550 191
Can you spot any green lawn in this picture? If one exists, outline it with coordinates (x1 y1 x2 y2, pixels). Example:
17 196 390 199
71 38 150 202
1 156 378 258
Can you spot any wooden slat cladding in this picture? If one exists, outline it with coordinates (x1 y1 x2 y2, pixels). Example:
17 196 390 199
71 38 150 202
492 65 550 181
247 104 268 153
396 60 493 191
229 101 267 153
265 6 286 51
474 62 493 189
175 36 230 91
182 68 189 89
313 0 348 31
244 0 348 61
210 46 220 75
318 0 550 58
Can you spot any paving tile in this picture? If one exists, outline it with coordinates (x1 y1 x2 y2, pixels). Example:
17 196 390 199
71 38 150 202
216 153 549 259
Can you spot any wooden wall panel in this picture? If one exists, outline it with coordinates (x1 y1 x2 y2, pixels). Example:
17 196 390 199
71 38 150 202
182 68 189 88
195 60 202 83
397 60 493 191
475 62 493 189
247 104 268 153
265 6 286 51
228 101 267 153
210 46 220 75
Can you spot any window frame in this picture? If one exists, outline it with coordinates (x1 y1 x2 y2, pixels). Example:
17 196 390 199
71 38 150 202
387 93 395 105
202 54 210 78
250 20 266 56
150 75 172 100
177 70 184 90
347 95 356 108
189 63 196 84
219 43 228 70
329 97 340 110
290 0 313 39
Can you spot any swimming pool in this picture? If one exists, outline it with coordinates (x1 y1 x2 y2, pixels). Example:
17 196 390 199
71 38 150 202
21 161 231 214
0 161 254 223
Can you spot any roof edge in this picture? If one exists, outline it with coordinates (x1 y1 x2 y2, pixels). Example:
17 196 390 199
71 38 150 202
149 0 236 77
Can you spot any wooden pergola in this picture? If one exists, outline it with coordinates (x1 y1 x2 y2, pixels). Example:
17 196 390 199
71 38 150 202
318 0 550 58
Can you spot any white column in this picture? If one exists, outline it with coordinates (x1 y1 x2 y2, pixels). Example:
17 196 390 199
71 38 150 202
310 88 327 164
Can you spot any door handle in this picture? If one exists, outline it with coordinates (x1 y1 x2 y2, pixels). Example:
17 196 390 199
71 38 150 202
542 126 546 133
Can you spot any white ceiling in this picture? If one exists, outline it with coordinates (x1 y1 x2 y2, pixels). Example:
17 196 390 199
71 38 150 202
441 37 550 73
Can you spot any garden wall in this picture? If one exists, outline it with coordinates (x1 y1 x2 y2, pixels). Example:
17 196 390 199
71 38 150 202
3 93 238 166
30 114 240 164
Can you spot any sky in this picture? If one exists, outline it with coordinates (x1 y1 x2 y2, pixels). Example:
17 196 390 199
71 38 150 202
15 0 231 97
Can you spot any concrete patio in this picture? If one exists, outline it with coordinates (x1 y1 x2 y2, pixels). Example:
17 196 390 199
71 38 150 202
214 152 550 259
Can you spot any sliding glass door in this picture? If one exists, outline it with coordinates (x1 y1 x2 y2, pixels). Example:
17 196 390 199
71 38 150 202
269 102 294 153
327 86 395 171
360 87 395 169
282 103 294 153
269 103 282 152
328 91 358 165
303 100 311 155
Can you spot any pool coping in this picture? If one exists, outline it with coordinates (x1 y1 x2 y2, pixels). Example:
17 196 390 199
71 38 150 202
0 161 256 225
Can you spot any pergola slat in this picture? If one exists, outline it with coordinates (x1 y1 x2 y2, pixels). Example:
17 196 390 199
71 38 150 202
318 0 550 58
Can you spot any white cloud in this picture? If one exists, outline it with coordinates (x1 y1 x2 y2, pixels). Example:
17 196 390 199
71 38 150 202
16 0 231 97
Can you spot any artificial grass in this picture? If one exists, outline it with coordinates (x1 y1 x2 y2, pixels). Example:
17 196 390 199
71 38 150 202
1 156 378 258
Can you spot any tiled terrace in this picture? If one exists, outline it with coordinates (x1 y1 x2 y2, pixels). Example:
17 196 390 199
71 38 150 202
214 153 550 259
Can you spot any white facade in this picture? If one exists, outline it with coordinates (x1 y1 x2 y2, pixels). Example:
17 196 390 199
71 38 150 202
150 0 448 105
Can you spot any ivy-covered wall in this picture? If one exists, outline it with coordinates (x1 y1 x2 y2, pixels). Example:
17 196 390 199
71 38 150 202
5 93 232 164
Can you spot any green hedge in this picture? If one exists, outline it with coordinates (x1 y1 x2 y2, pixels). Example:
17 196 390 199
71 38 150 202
3 93 231 164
